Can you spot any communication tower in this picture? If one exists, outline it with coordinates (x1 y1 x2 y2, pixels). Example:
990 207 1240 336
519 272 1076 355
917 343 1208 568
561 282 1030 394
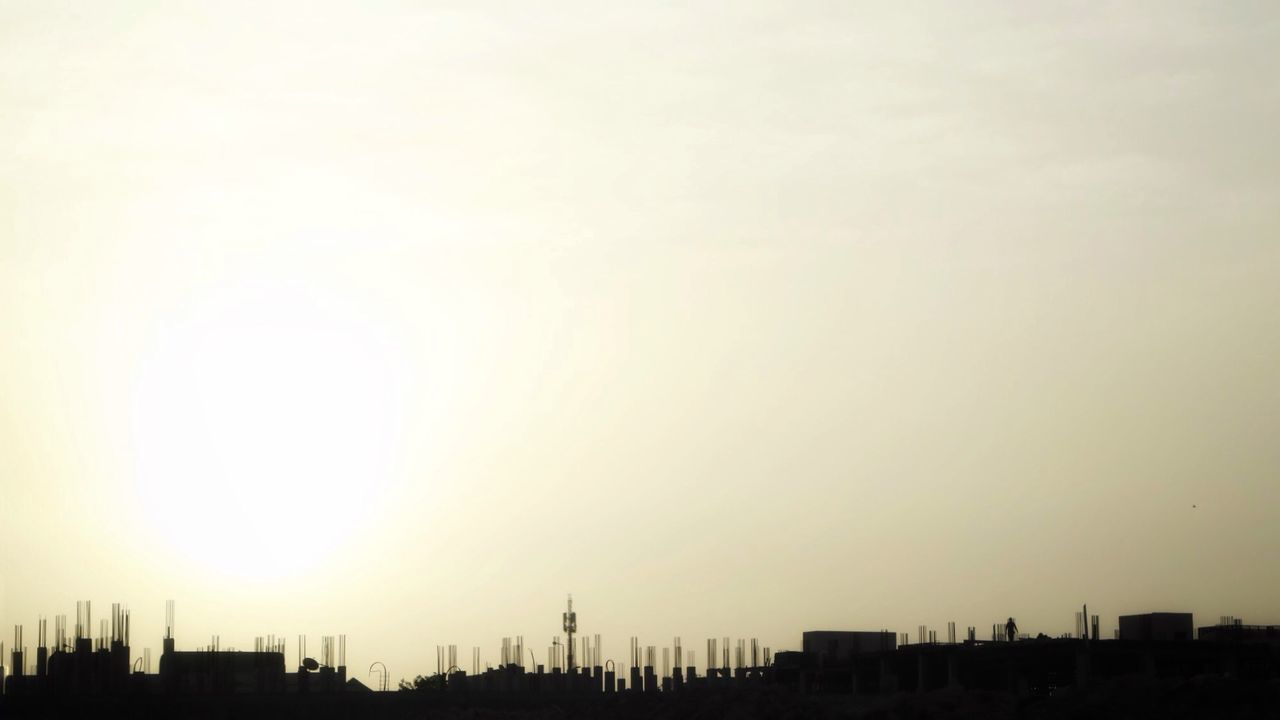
562 595 577 671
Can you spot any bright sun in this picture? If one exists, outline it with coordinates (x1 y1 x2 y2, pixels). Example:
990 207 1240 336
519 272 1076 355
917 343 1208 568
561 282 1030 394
132 284 406 581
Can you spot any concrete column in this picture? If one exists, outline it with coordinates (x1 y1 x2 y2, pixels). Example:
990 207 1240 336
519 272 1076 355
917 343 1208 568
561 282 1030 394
879 657 898 694
1073 644 1090 689
319 666 335 693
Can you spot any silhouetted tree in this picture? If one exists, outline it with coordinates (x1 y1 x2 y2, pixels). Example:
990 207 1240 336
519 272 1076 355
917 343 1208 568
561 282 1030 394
397 674 445 692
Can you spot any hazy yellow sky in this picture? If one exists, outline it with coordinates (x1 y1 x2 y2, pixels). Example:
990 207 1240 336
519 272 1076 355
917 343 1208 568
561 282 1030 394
2 1 1278 679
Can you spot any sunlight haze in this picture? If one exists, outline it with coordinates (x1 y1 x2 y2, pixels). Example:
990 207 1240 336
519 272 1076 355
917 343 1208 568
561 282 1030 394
2 0 1278 682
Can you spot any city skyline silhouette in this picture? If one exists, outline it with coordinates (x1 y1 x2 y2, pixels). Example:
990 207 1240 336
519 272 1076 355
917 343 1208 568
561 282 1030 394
3 594 1278 719
2 1 1278 716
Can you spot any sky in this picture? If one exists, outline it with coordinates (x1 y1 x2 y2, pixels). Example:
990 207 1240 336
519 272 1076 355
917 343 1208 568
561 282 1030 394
1 0 1278 681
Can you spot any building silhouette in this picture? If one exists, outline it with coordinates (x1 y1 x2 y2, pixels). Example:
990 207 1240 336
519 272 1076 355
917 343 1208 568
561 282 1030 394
1118 612 1194 642
1 599 1277 716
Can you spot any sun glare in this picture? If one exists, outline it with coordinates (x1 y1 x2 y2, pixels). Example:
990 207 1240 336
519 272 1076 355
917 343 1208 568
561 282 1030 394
131 285 406 581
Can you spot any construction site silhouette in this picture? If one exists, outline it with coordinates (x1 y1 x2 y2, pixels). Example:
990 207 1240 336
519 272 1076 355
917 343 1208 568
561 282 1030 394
2 596 1278 718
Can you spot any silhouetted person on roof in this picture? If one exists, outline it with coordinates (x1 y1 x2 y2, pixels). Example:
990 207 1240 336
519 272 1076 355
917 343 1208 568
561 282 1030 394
1005 618 1018 642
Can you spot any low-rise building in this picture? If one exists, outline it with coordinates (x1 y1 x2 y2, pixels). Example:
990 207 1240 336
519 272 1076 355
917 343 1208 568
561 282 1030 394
802 631 896 663
1117 613 1193 642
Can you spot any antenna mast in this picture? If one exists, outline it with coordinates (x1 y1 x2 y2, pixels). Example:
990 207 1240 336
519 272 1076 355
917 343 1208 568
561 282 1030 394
562 595 577 671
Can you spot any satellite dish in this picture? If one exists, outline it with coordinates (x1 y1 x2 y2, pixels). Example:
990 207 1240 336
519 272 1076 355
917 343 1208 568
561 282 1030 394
303 657 320 671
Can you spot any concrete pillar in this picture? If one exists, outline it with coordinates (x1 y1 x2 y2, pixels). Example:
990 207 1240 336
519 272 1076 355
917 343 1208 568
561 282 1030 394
879 657 898 694
916 653 927 694
448 670 467 694
1073 644 1090 689
319 666 335 693
946 652 961 690
604 670 616 693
